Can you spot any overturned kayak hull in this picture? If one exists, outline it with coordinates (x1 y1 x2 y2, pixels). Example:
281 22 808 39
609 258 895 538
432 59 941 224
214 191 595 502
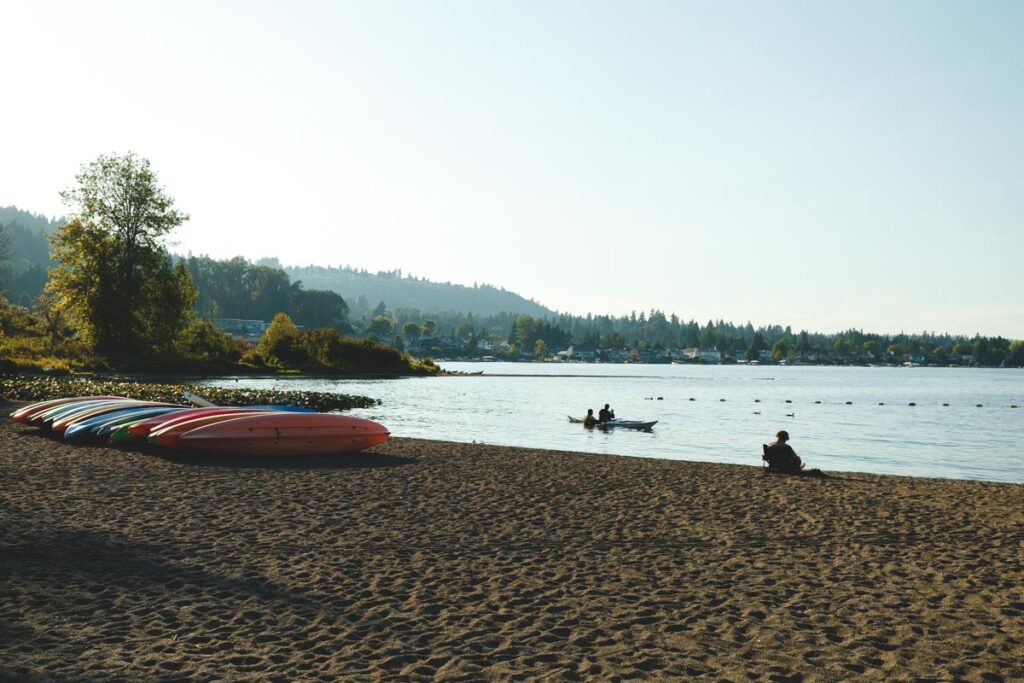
176 413 390 455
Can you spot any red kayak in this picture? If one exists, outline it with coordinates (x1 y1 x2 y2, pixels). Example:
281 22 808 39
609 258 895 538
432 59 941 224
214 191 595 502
149 411 268 448
175 412 390 456
129 407 267 441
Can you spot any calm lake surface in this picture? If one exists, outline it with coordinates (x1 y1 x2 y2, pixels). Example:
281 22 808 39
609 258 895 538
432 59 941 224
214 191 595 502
209 363 1024 483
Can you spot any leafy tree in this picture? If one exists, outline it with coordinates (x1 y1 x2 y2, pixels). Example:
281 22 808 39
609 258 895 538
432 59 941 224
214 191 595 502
303 327 345 367
149 262 199 354
534 339 549 360
771 338 791 362
50 153 193 355
796 330 811 356
293 288 349 330
1007 340 1024 367
174 319 240 362
402 321 421 339
32 290 71 351
367 315 393 340
257 312 306 366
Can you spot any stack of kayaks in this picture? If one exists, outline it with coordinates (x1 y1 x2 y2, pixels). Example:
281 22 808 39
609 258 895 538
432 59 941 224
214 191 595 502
11 396 390 455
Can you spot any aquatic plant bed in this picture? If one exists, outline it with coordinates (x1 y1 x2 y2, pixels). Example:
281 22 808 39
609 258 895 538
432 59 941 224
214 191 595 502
0 376 379 412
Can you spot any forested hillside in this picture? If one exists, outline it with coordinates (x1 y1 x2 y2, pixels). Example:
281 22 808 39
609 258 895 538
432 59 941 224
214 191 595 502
282 263 555 319
0 206 61 306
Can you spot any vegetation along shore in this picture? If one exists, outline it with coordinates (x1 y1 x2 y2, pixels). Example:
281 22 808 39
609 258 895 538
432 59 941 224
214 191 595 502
0 376 377 413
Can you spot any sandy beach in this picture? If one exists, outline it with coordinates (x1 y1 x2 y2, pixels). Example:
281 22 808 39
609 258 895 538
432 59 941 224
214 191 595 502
2 408 1022 682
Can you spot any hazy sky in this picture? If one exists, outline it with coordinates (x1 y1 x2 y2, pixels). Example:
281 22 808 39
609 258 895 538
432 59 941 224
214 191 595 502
3 1 1022 337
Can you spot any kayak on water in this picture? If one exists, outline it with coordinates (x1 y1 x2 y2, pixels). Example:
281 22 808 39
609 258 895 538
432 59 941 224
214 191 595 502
567 415 658 430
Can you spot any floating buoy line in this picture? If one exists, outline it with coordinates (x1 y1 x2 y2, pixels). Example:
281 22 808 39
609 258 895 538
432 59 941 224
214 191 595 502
646 398 1021 409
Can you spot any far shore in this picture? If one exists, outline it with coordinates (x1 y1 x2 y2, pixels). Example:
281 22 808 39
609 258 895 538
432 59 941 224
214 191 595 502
2 405 1022 681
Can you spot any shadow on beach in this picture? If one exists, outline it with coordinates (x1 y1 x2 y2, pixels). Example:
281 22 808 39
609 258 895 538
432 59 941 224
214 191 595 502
11 426 416 470
149 449 417 470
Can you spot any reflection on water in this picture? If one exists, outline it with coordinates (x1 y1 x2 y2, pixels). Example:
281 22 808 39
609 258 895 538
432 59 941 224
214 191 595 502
207 363 1024 483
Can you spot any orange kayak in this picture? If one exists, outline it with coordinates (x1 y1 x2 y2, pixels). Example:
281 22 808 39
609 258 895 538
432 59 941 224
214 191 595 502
131 407 268 441
149 411 268 448
175 413 390 456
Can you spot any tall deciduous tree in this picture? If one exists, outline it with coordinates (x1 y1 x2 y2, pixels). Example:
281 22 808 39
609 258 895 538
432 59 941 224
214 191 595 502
49 153 194 354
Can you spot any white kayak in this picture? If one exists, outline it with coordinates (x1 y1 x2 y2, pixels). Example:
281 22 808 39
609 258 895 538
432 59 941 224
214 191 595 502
568 415 657 430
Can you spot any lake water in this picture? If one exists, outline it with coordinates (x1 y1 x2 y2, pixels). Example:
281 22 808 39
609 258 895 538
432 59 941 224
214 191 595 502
208 363 1024 483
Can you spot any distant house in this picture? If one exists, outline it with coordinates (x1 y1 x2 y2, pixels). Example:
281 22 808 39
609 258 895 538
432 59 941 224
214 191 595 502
683 347 722 363
211 318 269 343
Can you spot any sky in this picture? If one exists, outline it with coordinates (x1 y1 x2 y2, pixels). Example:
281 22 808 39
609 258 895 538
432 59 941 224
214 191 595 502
3 0 1022 338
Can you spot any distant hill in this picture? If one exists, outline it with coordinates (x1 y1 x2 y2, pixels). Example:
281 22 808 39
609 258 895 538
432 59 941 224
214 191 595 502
283 264 556 318
0 206 63 305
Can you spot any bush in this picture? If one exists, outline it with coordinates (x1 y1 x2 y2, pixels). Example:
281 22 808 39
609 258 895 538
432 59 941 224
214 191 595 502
256 313 308 367
174 319 242 362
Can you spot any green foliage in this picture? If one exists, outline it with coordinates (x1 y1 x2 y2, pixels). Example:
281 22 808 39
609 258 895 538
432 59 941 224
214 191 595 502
367 315 393 340
746 332 766 361
250 316 437 375
771 338 791 361
174 319 242 362
49 153 195 356
1008 340 1024 367
0 376 379 412
0 207 61 305
184 255 350 330
256 312 307 366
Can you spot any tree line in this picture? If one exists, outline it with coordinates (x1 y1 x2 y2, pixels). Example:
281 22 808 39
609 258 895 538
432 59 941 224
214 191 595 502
2 155 1021 371
356 308 1024 367
0 154 432 375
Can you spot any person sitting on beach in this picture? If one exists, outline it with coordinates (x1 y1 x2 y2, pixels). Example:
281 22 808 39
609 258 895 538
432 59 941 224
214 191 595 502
764 430 803 474
583 409 598 428
598 404 615 424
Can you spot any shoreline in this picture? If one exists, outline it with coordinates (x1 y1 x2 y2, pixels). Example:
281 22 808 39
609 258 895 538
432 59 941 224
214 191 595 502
3 415 1023 681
